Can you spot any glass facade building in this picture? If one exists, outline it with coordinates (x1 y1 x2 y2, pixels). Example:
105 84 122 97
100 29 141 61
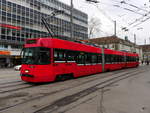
0 0 88 67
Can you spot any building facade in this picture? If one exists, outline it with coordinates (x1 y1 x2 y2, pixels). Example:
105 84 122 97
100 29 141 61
88 36 143 60
140 45 150 62
0 0 88 67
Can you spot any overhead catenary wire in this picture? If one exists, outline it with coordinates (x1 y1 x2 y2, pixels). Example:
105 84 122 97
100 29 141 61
113 5 146 16
111 0 149 12
132 16 150 28
111 0 150 27
96 0 150 28
87 0 150 29
86 0 150 36
88 1 135 36
129 11 150 26
119 0 150 27
119 0 149 12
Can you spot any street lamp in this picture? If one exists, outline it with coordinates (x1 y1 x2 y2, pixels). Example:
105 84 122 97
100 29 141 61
41 9 65 38
70 0 73 39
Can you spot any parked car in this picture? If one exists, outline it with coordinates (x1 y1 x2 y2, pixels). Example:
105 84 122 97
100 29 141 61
14 65 22 71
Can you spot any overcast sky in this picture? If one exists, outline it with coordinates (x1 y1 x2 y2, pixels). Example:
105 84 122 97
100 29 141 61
61 0 150 45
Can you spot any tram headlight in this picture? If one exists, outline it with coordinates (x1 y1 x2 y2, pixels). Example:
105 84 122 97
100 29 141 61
25 70 29 73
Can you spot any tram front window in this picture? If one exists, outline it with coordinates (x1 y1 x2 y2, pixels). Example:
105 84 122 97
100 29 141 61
21 47 50 65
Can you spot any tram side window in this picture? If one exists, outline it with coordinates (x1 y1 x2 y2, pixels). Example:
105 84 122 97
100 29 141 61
123 56 126 62
126 56 129 62
133 57 137 62
91 54 97 63
131 57 134 62
113 55 117 62
129 57 131 62
105 54 111 63
130 57 132 62
119 55 123 62
109 54 113 63
85 53 101 64
129 56 131 62
134 57 136 61
77 53 85 64
112 55 118 63
114 55 119 62
66 50 77 62
104 54 107 63
118 55 121 62
111 55 115 63
116 55 118 62
121 56 125 62
97 54 102 63
85 53 92 64
133 57 135 62
132 57 135 62
126 56 132 62
54 49 66 62
135 57 138 62
117 55 120 62
136 57 139 62
38 47 50 64
130 56 133 62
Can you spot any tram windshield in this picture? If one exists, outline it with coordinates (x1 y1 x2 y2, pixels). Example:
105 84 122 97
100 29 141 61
21 47 50 65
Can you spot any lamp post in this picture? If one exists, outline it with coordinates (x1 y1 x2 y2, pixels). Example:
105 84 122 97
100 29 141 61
70 0 74 39
114 20 116 36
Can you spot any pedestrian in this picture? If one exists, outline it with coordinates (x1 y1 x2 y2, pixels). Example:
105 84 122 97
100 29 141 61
147 61 149 65
141 60 144 65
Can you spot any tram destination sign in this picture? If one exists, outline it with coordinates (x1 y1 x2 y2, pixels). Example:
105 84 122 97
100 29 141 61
26 40 37 44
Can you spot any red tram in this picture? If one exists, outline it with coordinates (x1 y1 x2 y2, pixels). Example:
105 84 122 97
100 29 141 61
20 38 139 83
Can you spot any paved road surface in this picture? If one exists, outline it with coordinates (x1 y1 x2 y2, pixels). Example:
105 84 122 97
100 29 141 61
0 65 149 113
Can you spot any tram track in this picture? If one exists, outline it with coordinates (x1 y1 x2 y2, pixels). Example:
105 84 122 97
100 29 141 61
0 85 36 94
0 80 22 85
0 66 147 113
34 69 146 113
0 67 140 94
0 81 24 88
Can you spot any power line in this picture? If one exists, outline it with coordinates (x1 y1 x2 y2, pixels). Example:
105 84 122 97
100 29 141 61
113 5 146 16
132 16 150 28
120 0 149 12
87 0 150 28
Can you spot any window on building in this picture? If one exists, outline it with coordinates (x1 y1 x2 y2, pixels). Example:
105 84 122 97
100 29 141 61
1 28 6 34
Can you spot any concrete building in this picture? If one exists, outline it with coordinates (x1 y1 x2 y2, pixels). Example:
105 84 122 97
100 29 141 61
88 36 143 60
140 45 150 62
0 0 88 67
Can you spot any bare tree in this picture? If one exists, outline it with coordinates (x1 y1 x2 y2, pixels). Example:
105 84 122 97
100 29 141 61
88 17 101 38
